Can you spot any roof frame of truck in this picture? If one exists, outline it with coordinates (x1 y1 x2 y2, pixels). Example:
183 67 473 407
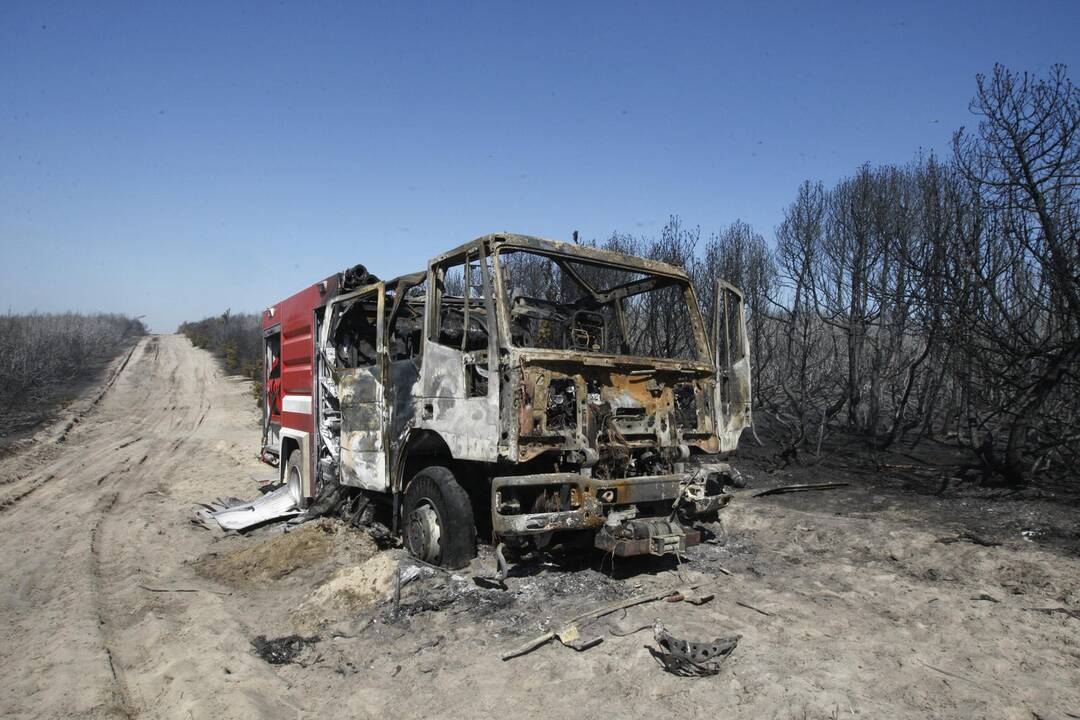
428 233 689 278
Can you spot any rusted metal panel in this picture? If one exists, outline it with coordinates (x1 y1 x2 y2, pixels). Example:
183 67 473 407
490 473 604 534
490 471 729 537
594 520 702 557
513 361 720 464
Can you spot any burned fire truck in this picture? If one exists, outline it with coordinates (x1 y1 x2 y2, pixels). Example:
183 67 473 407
260 233 751 568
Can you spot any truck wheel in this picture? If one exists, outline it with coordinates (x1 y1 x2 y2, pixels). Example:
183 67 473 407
402 466 476 569
285 450 305 507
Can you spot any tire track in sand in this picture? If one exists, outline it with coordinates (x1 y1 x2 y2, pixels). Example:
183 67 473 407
90 489 136 719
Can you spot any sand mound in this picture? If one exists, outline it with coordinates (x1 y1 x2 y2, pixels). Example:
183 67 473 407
291 550 404 632
197 518 377 587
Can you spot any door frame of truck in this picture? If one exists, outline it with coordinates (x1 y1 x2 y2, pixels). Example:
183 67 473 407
319 281 392 493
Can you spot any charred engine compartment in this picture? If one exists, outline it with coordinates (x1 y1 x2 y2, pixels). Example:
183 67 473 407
492 361 732 557
514 363 719 476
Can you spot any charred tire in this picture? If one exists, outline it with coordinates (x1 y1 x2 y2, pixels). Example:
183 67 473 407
285 450 305 507
402 466 476 569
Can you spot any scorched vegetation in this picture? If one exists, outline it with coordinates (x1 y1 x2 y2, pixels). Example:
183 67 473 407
178 310 263 395
0 312 146 437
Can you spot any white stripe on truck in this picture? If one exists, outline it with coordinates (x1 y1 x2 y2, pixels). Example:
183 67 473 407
282 395 312 414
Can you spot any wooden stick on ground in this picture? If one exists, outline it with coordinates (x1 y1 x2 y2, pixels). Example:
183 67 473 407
735 600 774 617
501 631 557 661
137 584 232 596
753 482 849 497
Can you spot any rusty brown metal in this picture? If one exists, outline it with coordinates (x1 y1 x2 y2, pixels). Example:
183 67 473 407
489 471 730 538
594 523 702 557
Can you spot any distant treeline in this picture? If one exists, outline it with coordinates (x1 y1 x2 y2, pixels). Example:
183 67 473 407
178 310 262 393
0 312 146 425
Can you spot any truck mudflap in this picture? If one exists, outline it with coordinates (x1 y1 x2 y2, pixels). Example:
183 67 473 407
490 471 731 553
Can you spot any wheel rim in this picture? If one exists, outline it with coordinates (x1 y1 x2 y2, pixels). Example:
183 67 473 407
407 500 442 563
287 465 302 506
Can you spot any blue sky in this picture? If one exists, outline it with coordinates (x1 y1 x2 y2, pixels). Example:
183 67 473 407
2 1 1078 332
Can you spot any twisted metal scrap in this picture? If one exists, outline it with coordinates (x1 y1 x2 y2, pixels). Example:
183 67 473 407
649 621 740 677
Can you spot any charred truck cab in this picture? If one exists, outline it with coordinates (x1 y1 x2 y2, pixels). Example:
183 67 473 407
261 233 751 569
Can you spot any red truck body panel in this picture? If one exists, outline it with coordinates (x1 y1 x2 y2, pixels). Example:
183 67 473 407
263 275 338 442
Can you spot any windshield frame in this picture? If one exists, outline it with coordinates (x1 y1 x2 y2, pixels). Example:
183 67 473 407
491 243 713 369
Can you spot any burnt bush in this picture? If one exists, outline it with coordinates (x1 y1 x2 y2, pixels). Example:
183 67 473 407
178 310 262 397
0 312 146 423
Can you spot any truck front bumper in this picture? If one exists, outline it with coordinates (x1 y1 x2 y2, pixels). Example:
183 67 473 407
490 471 731 549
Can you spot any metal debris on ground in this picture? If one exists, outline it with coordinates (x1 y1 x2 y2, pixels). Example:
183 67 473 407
322 490 391 542
392 563 437 617
648 621 740 677
193 486 302 531
192 482 394 538
753 482 849 497
251 634 320 665
472 543 510 590
398 564 433 586
389 568 512 620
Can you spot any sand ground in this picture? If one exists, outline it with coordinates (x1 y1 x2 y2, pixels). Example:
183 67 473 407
0 334 1077 719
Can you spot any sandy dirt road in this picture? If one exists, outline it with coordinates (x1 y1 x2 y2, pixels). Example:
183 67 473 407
0 335 282 718
0 334 1077 720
